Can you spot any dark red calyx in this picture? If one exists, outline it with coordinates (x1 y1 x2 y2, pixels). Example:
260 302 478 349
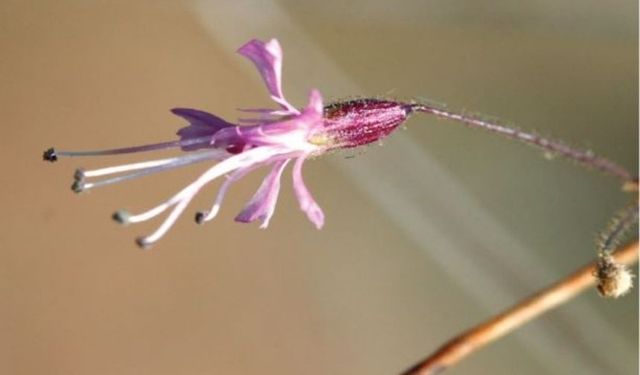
322 98 413 149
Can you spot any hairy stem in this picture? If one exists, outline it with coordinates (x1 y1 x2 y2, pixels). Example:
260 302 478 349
400 241 639 375
598 201 639 254
411 104 634 182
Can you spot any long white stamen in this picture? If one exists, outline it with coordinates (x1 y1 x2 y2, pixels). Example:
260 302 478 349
137 198 192 248
121 175 202 224
188 146 287 193
117 179 198 225
77 150 227 192
136 146 289 246
84 158 183 178
120 192 187 225
197 165 261 223
127 203 173 224
119 150 256 223
87 149 226 177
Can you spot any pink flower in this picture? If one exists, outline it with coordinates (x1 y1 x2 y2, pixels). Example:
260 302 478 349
44 38 414 248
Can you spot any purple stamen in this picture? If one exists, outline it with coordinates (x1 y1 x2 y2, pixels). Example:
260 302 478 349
44 136 217 161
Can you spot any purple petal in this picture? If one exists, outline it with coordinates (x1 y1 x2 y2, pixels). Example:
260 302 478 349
248 89 323 140
305 89 323 116
292 155 324 229
172 108 235 150
235 159 290 228
237 39 298 114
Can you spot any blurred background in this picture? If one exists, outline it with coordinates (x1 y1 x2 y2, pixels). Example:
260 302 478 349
1 1 637 374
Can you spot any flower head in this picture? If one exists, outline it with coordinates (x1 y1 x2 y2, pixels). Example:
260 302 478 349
595 254 634 298
43 38 414 248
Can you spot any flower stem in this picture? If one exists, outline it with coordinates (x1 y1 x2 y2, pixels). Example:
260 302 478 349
399 241 639 375
411 104 635 182
597 201 639 255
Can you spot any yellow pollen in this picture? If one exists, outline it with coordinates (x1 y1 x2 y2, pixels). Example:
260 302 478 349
308 134 330 146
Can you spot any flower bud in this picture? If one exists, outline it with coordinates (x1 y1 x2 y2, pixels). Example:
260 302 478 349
595 254 634 298
322 99 413 149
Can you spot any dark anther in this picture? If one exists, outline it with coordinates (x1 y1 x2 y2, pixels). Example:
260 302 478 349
195 211 206 225
71 180 85 193
43 148 58 162
74 168 85 181
112 210 130 225
135 237 151 250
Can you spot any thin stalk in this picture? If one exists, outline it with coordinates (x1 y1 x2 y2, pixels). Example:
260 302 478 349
411 104 634 182
597 201 639 254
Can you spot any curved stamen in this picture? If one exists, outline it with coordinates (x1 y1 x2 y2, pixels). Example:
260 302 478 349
133 146 289 247
195 164 263 224
122 203 173 224
113 180 203 226
137 198 192 249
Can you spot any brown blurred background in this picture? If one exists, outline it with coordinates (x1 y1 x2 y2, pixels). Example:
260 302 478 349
1 1 637 374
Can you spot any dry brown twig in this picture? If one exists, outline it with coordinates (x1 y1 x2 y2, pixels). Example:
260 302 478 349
401 240 639 375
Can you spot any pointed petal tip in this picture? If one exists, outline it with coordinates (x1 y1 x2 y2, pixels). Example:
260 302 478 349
237 38 282 55
236 38 261 53
292 155 325 230
307 204 325 229
234 160 289 228
308 89 324 114
236 38 295 113
259 221 270 229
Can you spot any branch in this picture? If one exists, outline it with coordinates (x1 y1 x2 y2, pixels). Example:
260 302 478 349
400 241 639 375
